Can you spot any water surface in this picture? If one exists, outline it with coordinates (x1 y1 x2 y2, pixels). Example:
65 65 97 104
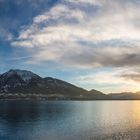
0 101 140 140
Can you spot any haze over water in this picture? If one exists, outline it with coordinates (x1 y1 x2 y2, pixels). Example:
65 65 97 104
0 101 140 140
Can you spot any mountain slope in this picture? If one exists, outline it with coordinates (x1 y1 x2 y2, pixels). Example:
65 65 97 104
88 89 108 99
1 69 140 100
0 69 101 100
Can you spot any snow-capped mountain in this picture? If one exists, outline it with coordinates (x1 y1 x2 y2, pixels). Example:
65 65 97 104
0 69 41 92
2 69 41 82
0 69 95 99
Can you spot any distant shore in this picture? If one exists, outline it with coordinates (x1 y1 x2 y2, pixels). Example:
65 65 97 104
1 93 140 100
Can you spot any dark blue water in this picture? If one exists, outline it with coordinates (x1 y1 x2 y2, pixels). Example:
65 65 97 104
0 101 140 140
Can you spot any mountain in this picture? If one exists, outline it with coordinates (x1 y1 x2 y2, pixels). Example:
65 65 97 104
1 69 140 100
108 92 140 100
88 89 108 99
0 69 101 100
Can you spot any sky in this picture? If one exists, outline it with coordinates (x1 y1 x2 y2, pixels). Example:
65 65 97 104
0 0 140 93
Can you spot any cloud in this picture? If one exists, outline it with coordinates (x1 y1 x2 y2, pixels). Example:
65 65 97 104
11 0 140 68
119 68 140 82
76 67 140 93
10 0 140 90
121 73 140 82
0 27 13 41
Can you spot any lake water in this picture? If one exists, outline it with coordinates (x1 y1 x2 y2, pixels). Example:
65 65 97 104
0 101 140 140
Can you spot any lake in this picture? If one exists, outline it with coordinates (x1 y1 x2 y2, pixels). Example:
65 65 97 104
0 101 140 140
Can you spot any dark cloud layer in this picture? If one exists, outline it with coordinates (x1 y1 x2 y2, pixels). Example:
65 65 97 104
120 72 140 82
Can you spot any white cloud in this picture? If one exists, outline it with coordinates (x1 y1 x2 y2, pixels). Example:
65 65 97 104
0 27 13 41
11 0 140 53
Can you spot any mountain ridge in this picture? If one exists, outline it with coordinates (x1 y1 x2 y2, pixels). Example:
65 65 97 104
0 69 100 100
0 69 140 100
